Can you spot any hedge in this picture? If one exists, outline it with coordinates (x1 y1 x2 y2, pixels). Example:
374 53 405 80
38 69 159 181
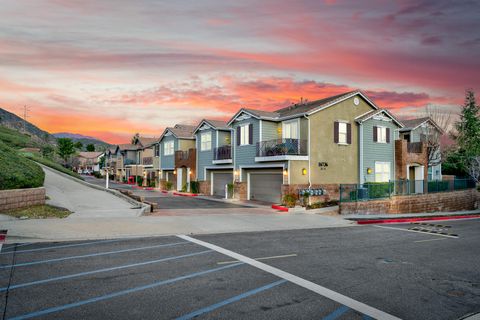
0 141 44 190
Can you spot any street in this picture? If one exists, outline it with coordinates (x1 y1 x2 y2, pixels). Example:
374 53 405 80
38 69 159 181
1 219 479 320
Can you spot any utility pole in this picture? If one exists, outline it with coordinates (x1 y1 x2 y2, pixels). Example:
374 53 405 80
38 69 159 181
22 105 30 133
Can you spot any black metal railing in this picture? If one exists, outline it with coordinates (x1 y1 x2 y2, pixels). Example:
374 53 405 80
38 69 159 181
339 179 476 202
213 145 232 161
124 158 137 165
256 139 307 157
407 142 423 153
142 157 153 165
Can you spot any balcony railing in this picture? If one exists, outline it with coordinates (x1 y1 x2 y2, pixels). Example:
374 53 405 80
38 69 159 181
407 142 423 153
142 157 153 165
124 158 137 165
175 149 196 162
213 145 232 161
256 139 307 157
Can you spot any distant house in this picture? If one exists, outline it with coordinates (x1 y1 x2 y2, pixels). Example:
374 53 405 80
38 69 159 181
76 151 104 174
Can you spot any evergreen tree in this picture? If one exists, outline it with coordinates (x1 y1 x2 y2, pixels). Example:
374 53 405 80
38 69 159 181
455 89 480 157
86 143 95 152
57 138 75 165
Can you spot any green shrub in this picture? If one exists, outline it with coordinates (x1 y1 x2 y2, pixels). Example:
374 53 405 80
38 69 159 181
165 181 173 190
92 171 102 179
0 141 44 190
227 183 234 198
24 154 83 180
190 181 199 194
282 193 297 207
308 200 339 209
364 182 392 199
148 180 156 188
427 180 449 192
0 126 37 149
136 176 143 186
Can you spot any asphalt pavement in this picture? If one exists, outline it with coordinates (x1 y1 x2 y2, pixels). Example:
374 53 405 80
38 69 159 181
1 219 479 319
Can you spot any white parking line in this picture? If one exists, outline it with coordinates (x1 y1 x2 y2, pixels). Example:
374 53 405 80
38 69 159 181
217 253 297 265
374 225 458 238
414 238 448 243
178 235 401 320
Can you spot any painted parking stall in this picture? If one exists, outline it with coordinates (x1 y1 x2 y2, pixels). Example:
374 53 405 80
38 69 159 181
0 235 392 319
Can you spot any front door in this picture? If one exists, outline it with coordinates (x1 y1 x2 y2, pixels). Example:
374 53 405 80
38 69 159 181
176 168 182 191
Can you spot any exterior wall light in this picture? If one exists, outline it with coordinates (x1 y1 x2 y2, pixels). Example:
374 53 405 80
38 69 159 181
367 168 372 174
283 169 288 176
302 168 307 175
173 170 177 175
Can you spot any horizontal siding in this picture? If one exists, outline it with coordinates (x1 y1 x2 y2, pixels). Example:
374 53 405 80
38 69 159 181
160 135 177 169
232 118 259 176
362 118 399 182
261 120 279 141
196 128 215 181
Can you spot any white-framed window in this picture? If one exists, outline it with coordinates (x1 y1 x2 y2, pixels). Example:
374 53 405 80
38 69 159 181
375 161 391 182
338 122 347 144
377 126 387 143
163 141 174 156
200 132 212 151
240 124 250 145
283 120 298 139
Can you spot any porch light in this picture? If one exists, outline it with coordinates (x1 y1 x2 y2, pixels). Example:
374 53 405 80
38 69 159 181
302 168 307 175
283 169 288 176
234 170 239 176
173 170 177 175
367 168 372 174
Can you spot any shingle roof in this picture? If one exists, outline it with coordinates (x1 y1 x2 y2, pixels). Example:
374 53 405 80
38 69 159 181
355 108 404 127
117 143 137 151
137 136 158 147
400 117 430 130
243 108 279 118
204 119 229 130
78 151 103 159
168 124 196 139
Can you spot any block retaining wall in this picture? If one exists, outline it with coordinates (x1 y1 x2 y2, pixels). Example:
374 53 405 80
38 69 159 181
340 189 479 215
0 187 46 211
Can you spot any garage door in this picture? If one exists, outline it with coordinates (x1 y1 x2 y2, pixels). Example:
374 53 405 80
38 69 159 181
212 172 233 197
249 172 283 203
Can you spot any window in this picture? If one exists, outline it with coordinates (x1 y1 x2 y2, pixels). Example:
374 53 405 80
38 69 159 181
375 162 391 182
377 127 387 143
240 124 250 145
200 132 212 151
283 120 298 139
338 122 347 144
164 141 174 156
154 144 160 157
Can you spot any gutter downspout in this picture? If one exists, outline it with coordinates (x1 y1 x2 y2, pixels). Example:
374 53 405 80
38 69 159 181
359 123 364 183
304 114 311 188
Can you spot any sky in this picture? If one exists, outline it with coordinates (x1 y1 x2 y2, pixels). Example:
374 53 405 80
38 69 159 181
1 0 479 144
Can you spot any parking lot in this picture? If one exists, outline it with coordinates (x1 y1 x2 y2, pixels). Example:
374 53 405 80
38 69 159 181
1 219 479 319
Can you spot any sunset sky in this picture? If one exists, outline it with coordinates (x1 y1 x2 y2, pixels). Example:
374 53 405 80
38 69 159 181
1 0 479 143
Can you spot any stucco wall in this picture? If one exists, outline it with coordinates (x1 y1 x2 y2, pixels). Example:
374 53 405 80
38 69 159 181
289 160 309 185
309 95 372 184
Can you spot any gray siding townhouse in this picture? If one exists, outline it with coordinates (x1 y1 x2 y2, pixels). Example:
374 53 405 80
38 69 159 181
158 124 196 191
193 119 233 197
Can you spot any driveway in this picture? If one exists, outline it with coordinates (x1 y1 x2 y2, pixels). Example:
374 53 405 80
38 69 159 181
42 167 141 218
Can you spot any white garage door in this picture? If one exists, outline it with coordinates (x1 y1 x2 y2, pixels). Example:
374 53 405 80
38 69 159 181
212 172 232 197
249 172 283 203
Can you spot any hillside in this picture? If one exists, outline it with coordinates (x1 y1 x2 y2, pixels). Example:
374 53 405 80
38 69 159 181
53 132 111 151
0 107 55 144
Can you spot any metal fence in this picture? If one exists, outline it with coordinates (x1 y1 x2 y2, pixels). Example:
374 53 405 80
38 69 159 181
256 138 307 157
339 179 476 202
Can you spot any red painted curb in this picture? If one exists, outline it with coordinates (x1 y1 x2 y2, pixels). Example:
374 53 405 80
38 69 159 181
271 204 289 212
355 214 480 225
161 190 168 194
173 192 199 197
144 187 154 191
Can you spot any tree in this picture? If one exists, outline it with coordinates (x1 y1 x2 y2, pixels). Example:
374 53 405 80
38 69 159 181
99 155 105 168
86 144 95 152
422 105 452 167
56 138 75 165
41 144 54 159
468 156 480 183
131 133 140 144
455 89 480 158
74 141 83 149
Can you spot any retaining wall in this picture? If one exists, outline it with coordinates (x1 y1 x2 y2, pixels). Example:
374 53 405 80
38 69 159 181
0 187 46 211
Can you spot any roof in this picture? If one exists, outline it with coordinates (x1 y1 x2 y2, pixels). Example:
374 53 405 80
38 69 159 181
227 90 378 125
78 152 103 159
399 117 444 134
193 119 231 134
116 143 137 151
355 109 404 127
160 124 196 141
137 136 158 147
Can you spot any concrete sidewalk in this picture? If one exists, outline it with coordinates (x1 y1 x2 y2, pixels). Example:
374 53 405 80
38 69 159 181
1 213 354 242
344 209 480 221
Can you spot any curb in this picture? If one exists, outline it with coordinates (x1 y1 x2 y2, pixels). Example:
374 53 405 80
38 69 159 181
173 192 199 197
353 214 480 225
39 165 150 216
271 204 289 212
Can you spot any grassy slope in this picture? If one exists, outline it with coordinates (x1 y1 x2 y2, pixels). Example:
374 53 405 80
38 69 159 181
25 154 83 180
0 126 40 149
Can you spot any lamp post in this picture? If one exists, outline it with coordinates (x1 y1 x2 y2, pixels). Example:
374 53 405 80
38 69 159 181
106 165 109 189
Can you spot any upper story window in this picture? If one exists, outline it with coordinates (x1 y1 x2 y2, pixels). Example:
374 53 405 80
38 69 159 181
283 120 298 139
238 124 252 146
334 121 351 145
154 144 160 157
164 140 174 156
200 132 212 151
373 126 390 143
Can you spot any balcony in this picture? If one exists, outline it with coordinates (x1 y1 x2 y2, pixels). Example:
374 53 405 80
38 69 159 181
407 142 423 153
213 145 232 164
142 156 153 166
255 138 308 161
175 148 196 168
124 158 137 166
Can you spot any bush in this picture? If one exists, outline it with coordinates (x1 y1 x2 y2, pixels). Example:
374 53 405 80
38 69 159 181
0 141 44 190
427 180 449 192
92 171 102 179
148 180 156 188
364 182 392 199
136 176 143 186
190 181 199 194
24 154 83 180
282 193 297 207
165 181 173 190
227 183 234 198
308 200 339 209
